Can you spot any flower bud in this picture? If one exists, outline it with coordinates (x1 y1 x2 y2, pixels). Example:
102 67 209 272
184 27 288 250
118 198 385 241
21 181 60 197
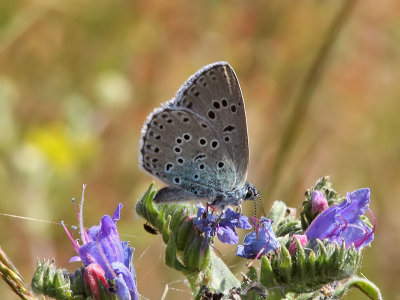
311 190 329 214
288 234 308 256
84 264 110 300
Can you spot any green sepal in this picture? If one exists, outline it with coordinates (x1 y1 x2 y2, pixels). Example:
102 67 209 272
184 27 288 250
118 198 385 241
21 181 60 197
260 256 275 288
176 218 196 250
70 268 85 296
248 266 258 281
315 239 327 277
31 260 74 299
165 230 185 271
43 260 56 294
135 183 158 223
53 269 72 299
31 260 46 294
161 214 172 244
183 235 209 271
295 237 307 280
279 246 292 282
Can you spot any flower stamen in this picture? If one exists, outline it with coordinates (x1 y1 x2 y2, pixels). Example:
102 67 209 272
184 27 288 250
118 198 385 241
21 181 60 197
62 221 80 253
78 185 91 244
354 208 376 248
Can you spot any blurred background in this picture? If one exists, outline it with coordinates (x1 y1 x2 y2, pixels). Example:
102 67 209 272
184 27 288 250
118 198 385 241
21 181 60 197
0 0 398 299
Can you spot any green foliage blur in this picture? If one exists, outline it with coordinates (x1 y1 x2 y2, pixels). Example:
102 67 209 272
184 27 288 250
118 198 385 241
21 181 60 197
0 1 398 299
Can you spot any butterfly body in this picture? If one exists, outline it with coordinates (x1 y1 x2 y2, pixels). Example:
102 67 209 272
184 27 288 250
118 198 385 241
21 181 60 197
139 61 258 207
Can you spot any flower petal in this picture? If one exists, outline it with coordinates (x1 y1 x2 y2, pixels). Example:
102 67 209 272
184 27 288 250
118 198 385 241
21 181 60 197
113 203 123 222
115 273 132 300
217 226 238 244
78 215 125 279
237 214 252 229
236 218 279 259
112 262 138 300
340 188 370 223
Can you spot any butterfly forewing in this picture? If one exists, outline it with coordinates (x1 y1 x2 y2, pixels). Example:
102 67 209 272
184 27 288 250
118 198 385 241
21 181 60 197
173 62 249 188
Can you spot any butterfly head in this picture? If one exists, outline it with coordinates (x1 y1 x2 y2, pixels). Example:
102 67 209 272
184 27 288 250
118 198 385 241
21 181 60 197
244 182 259 201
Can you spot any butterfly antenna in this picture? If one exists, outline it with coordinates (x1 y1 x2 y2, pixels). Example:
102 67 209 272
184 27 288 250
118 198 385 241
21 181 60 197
257 194 266 217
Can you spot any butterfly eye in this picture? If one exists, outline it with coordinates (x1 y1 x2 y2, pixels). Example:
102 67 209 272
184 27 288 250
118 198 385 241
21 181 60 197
245 189 254 199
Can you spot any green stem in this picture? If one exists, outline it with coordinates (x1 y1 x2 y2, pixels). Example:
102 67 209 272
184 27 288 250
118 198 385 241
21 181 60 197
0 246 38 300
334 276 383 300
264 0 358 201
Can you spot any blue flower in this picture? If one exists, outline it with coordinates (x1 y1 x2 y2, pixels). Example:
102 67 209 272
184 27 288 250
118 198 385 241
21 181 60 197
63 186 138 300
305 188 375 250
237 217 280 259
193 205 251 244
193 204 217 241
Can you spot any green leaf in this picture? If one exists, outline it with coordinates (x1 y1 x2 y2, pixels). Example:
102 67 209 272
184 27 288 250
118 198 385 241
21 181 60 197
267 201 287 231
207 252 240 295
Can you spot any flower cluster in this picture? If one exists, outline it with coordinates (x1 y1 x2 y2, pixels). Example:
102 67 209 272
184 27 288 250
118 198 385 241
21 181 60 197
193 205 252 244
63 188 138 300
193 205 280 259
28 180 379 300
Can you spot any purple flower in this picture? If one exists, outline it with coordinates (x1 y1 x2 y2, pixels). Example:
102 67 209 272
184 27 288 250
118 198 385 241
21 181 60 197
311 190 329 214
305 188 375 250
193 204 217 241
63 186 138 300
237 217 280 259
194 205 251 244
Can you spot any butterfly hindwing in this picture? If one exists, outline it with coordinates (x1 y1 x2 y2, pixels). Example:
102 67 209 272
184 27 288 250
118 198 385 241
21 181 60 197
139 107 237 198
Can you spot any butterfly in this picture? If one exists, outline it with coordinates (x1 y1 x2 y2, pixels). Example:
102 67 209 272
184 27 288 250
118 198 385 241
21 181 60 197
139 62 258 207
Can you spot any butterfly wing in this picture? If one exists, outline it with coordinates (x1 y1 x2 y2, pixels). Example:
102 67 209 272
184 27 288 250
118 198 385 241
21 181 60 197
139 62 250 201
172 61 249 188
